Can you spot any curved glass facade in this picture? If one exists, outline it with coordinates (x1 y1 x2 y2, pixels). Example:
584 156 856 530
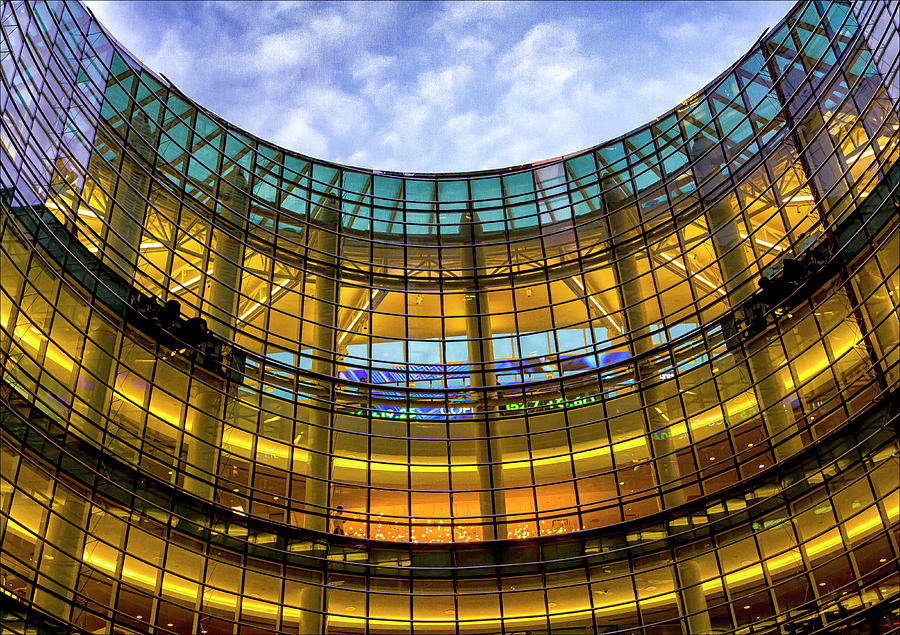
1 0 898 632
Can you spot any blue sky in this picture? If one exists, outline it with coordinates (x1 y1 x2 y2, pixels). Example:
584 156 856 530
84 1 793 173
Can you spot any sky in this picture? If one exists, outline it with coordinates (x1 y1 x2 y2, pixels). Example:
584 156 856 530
83 1 793 174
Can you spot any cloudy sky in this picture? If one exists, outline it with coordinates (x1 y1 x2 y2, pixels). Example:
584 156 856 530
84 1 792 173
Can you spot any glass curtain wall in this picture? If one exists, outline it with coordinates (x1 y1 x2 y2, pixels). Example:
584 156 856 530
1 0 898 633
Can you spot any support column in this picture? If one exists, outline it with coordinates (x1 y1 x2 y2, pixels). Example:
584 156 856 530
184 168 248 501
42 113 153 623
606 187 712 634
298 196 339 635
767 60 849 223
690 138 804 462
33 485 92 623
104 113 154 276
298 577 325 635
765 51 891 396
304 196 338 533
74 112 153 446
462 210 506 541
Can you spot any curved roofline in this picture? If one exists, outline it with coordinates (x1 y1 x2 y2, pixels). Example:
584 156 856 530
82 0 803 179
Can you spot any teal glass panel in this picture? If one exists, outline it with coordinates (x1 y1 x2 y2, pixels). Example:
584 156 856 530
655 116 687 177
99 83 130 123
281 192 307 218
501 171 535 227
503 171 537 228
187 143 216 183
797 2 821 31
158 121 188 164
341 172 371 231
405 180 435 210
828 1 858 39
195 113 218 140
253 178 278 205
373 175 402 234
405 212 433 235
596 143 628 178
135 72 164 122
283 155 309 183
631 151 660 193
257 144 279 162
565 154 595 180
109 51 130 78
223 131 253 170
471 177 504 232
849 49 877 79
437 180 467 205
566 155 600 218
630 129 654 158
311 163 339 213
342 171 369 199
436 180 466 234
680 99 716 145
163 93 191 125
508 201 538 229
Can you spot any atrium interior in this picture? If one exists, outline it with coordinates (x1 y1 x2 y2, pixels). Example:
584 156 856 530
1 0 898 633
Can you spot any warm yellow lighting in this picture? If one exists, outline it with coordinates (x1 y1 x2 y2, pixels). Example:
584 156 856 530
849 148 875 163
239 278 289 322
659 253 725 296
739 233 785 251
784 334 862 389
12 323 74 371
170 268 213 293
569 276 622 334
338 296 372 345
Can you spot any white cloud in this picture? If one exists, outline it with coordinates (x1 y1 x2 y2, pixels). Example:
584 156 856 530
352 54 396 81
660 20 702 42
82 0 792 172
417 65 474 105
143 29 195 84
257 29 313 69
255 14 355 72
303 85 368 136
454 35 495 58
273 109 330 157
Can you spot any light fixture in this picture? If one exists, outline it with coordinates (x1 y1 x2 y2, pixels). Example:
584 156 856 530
338 296 372 345
659 253 725 296
570 276 622 334
239 278 290 322
170 268 213 293
740 233 786 252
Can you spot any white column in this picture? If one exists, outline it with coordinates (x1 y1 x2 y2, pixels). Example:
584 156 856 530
184 168 249 501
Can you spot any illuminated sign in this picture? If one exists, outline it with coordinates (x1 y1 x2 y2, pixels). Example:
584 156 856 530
501 394 597 414
340 351 630 385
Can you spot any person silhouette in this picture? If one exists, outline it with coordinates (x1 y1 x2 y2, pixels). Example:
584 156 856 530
333 505 345 535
